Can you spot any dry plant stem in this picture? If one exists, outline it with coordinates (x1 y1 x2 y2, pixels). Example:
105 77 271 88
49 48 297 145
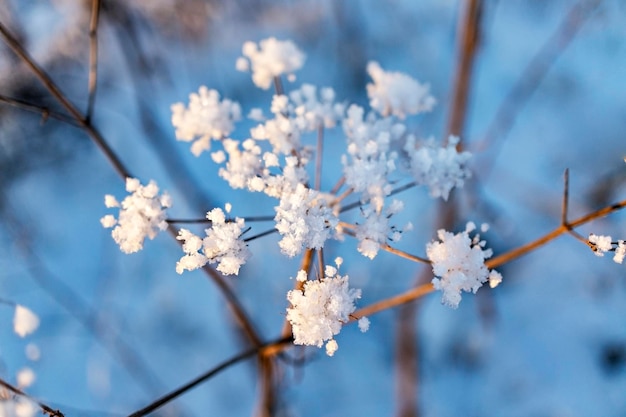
86 0 101 122
562 168 570 225
478 0 600 171
126 336 294 417
446 0 482 141
0 17 265 370
0 94 79 125
166 215 275 224
339 181 417 214
486 198 626 269
0 377 65 417
0 21 131 179
330 176 346 195
273 76 284 96
354 283 435 319
315 124 324 190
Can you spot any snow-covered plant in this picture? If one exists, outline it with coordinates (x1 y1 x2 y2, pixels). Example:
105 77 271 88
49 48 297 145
236 37 305 89
588 233 626 264
171 86 242 156
427 222 502 308
176 205 250 275
101 178 171 254
286 260 367 356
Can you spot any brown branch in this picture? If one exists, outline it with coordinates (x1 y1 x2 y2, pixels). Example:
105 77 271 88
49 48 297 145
0 377 65 417
126 336 293 417
0 94 78 125
86 0 101 122
446 0 482 141
477 0 600 166
486 198 626 269
353 283 435 319
315 123 324 191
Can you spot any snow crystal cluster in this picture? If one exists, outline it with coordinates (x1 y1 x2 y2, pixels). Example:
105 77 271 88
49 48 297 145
176 206 250 275
405 135 472 201
286 260 368 356
236 37 305 90
366 61 436 119
427 222 502 308
588 233 626 264
101 178 171 254
171 86 242 156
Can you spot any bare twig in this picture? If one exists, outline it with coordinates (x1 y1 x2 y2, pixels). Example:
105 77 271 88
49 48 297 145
0 94 78 125
86 0 101 122
315 123 324 191
477 0 601 172
126 336 293 417
562 168 570 225
446 0 482 141
486 198 626 268
0 377 65 417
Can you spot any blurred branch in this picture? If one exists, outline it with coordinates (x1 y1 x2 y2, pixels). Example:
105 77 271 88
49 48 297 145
476 0 601 175
446 0 482 142
86 0 101 122
0 94 78 126
126 336 293 417
0 377 65 417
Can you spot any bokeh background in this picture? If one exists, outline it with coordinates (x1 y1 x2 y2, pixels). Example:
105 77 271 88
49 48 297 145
1 1 626 416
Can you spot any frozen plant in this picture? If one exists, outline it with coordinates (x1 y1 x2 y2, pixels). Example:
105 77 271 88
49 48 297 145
366 61 436 119
588 234 626 264
101 178 171 254
427 222 502 308
405 135 472 201
236 37 305 90
176 205 250 275
286 260 367 356
171 87 242 157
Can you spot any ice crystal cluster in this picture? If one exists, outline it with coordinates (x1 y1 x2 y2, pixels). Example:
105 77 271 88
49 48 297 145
101 178 171 254
176 206 250 275
286 261 367 356
588 234 626 264
427 222 502 308
101 37 485 355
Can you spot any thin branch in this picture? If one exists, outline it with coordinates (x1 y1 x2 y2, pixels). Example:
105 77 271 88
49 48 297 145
0 377 65 417
446 0 482 141
86 0 101 122
477 0 601 173
0 94 79 126
562 168 570 225
353 283 435 319
126 336 293 417
315 123 324 191
339 181 417 214
273 76 284 96
380 243 431 265
0 21 132 179
243 227 277 243
330 176 346 195
166 215 275 224
486 198 626 269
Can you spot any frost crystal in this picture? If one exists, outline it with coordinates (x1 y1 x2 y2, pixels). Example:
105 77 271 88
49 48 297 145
13 305 39 338
588 234 626 264
405 135 472 201
286 268 363 356
238 38 305 89
176 207 250 275
101 178 171 254
274 184 338 257
355 200 411 259
171 87 241 156
426 223 501 308
366 61 436 119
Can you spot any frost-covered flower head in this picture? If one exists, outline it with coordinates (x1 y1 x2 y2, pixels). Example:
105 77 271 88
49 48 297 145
176 205 250 275
275 184 338 257
355 199 412 260
405 135 472 201
101 178 171 254
588 234 626 264
286 261 367 356
237 37 305 90
171 86 242 156
427 222 502 308
366 61 436 119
